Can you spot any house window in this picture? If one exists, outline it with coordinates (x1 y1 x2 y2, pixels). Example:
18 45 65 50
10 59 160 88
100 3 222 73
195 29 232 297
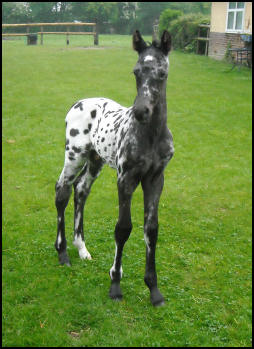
226 2 245 32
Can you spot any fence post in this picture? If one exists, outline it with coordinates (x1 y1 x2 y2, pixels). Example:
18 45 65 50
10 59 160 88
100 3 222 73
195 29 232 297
94 20 99 45
66 25 69 45
40 26 43 45
26 25 29 45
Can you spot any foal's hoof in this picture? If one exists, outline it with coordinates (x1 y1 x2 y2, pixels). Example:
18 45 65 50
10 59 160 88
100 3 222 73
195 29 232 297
153 299 165 307
58 251 71 267
150 289 165 307
109 283 123 301
79 248 92 260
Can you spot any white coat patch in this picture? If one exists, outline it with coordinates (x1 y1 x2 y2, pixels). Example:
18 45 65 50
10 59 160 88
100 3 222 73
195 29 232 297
144 55 154 62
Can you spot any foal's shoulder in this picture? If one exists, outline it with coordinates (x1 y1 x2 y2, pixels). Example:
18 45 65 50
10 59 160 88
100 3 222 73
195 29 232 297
158 127 174 160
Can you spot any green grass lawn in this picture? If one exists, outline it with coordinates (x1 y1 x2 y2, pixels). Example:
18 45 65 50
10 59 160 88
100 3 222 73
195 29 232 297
2 35 252 347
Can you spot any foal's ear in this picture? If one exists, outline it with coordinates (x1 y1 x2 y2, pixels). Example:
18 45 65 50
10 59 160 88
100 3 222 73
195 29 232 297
160 30 172 55
133 30 147 54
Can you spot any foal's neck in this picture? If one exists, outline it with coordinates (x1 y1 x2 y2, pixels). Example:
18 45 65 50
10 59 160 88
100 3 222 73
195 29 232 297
150 84 168 134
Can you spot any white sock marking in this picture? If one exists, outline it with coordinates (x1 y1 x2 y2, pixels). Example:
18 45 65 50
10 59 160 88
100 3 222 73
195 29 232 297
57 234 62 248
110 244 123 280
73 235 92 260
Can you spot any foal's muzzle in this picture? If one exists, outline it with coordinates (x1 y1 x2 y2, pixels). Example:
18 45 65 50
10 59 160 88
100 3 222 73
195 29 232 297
133 99 153 124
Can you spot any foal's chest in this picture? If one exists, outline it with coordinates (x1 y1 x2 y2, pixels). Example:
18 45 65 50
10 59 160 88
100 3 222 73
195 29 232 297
116 123 174 178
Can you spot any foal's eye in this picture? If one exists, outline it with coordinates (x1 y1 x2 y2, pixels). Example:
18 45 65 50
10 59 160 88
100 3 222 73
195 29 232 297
133 69 140 76
158 71 167 79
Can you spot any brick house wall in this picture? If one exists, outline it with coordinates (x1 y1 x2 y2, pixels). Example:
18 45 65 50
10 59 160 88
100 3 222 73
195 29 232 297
209 32 244 60
208 2 252 60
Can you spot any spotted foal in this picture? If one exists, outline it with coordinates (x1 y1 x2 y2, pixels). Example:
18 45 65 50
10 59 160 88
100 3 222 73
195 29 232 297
55 30 174 306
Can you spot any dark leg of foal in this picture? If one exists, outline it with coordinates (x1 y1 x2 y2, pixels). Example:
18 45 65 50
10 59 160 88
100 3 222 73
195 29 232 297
142 171 165 306
109 173 139 300
73 152 104 260
55 181 72 266
55 161 80 266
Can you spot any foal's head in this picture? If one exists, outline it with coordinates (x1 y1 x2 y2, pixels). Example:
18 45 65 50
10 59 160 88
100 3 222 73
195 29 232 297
132 30 171 124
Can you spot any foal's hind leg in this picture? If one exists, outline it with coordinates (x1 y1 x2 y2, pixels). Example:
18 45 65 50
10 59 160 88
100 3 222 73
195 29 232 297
55 156 85 266
73 150 104 260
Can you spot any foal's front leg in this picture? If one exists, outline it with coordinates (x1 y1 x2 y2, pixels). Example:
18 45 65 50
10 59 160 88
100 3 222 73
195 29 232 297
109 174 139 300
142 172 165 306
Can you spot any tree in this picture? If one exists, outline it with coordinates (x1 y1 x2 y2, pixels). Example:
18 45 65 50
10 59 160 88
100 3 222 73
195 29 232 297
162 2 211 15
135 2 170 34
2 2 30 24
27 2 56 22
2 1 211 35
159 9 183 35
112 2 139 34
70 2 117 32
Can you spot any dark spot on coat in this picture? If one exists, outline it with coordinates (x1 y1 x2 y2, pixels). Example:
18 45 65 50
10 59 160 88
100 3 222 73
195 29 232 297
102 102 108 113
120 128 126 141
74 102 83 111
69 151 75 157
104 147 107 152
85 144 91 152
91 110 97 118
72 146 81 153
67 101 79 113
114 123 120 132
84 129 89 134
88 123 92 130
69 156 75 161
114 115 122 124
101 137 105 142
66 146 70 151
66 139 69 145
119 147 124 158
70 128 79 137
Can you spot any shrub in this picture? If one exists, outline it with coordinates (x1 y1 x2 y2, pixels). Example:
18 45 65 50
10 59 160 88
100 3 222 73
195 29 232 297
168 13 210 52
159 9 183 36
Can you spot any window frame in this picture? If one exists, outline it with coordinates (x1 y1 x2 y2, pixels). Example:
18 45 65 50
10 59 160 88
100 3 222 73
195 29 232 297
226 2 246 33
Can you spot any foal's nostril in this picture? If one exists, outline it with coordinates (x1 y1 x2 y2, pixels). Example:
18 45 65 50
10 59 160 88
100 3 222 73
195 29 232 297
144 107 150 115
134 110 143 122
133 105 152 123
